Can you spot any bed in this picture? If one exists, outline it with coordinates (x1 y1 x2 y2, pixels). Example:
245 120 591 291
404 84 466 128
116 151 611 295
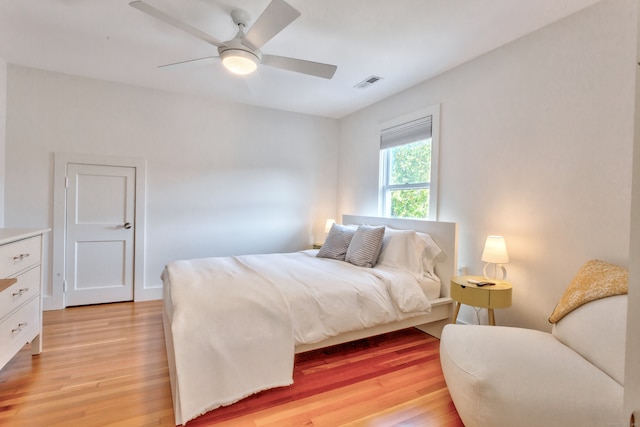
161 215 458 425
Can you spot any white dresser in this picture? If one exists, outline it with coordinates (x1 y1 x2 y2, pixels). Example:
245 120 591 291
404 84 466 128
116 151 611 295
0 229 48 370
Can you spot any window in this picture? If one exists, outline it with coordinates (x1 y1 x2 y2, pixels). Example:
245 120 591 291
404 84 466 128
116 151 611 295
379 106 439 220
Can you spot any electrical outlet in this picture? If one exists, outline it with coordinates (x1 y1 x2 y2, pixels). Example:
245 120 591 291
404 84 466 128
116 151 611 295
457 266 467 276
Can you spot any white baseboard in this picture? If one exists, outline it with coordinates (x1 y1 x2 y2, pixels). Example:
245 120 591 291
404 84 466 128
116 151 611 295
137 287 162 301
43 286 163 311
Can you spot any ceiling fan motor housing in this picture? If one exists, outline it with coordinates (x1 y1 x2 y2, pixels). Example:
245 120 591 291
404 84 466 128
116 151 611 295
218 38 262 60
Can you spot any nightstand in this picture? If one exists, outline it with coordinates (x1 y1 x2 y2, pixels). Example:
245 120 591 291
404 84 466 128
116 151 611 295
450 275 512 325
312 243 323 249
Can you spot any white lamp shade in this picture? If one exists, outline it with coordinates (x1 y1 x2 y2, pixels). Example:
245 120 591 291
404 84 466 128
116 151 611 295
324 219 336 233
481 236 509 264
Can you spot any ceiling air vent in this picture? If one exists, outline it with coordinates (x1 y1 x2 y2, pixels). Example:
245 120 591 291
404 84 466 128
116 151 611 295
354 75 383 89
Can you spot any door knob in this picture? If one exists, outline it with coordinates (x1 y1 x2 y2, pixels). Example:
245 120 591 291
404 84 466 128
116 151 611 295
123 222 132 229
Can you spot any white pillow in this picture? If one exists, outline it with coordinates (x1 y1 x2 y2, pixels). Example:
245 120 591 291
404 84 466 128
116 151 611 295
416 231 442 279
377 228 442 280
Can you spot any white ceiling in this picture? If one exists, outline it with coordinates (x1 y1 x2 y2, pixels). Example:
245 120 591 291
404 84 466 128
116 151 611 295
0 0 602 118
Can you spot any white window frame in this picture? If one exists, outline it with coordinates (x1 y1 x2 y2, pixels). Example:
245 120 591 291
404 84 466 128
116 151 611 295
378 105 440 220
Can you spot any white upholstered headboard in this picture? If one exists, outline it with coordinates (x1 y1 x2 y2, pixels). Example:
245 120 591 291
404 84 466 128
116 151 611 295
342 215 458 298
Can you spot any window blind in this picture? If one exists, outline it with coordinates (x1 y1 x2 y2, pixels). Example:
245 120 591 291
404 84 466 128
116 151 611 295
380 116 432 150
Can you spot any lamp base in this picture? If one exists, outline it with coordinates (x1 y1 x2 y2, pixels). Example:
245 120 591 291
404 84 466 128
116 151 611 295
483 263 507 280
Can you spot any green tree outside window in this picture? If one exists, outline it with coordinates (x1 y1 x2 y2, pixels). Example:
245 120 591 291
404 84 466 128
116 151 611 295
384 139 432 219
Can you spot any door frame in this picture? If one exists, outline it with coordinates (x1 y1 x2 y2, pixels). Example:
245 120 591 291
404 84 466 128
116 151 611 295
50 153 147 310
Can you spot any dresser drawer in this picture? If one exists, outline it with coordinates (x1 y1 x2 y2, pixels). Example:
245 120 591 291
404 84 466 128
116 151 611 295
0 296 40 358
0 266 41 319
0 236 41 278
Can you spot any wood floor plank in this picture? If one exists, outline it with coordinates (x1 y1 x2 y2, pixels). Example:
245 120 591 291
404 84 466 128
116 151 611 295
0 300 462 426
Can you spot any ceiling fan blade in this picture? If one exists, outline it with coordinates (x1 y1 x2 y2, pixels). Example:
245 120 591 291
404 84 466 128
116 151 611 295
129 1 224 48
242 0 300 51
262 54 337 79
158 56 217 69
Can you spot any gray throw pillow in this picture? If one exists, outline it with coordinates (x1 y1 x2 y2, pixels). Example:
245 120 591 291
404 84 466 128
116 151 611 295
345 225 385 268
317 223 356 261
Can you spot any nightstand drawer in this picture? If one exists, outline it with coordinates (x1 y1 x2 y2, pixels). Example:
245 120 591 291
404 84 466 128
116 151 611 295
450 282 490 307
450 276 513 326
0 236 42 278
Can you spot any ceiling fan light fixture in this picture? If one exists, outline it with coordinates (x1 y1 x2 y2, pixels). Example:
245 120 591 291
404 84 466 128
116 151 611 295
221 49 259 75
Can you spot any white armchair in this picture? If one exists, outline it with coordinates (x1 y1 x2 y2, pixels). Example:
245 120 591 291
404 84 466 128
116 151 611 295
440 294 626 427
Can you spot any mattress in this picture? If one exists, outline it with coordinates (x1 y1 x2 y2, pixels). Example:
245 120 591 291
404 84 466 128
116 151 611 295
419 277 441 301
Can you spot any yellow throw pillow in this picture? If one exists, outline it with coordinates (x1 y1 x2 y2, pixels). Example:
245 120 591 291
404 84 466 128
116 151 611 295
548 259 628 324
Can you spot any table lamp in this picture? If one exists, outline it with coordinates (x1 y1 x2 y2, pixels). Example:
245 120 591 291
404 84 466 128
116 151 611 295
482 235 509 280
324 219 335 233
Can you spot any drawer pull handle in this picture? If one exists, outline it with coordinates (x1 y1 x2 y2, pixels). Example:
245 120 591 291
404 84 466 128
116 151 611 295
12 288 29 297
12 253 30 261
11 322 28 334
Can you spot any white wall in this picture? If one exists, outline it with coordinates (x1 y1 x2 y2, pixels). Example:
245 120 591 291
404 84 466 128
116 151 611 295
338 0 637 331
5 67 338 305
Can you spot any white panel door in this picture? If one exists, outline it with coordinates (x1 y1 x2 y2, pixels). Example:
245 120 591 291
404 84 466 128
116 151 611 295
65 164 135 306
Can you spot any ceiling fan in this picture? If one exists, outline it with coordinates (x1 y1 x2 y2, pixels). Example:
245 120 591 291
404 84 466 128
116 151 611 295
129 0 337 79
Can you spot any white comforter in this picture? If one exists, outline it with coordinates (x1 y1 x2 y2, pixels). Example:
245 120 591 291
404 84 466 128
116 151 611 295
164 250 433 424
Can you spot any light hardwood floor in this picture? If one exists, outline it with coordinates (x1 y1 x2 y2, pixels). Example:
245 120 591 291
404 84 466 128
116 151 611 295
0 301 463 426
